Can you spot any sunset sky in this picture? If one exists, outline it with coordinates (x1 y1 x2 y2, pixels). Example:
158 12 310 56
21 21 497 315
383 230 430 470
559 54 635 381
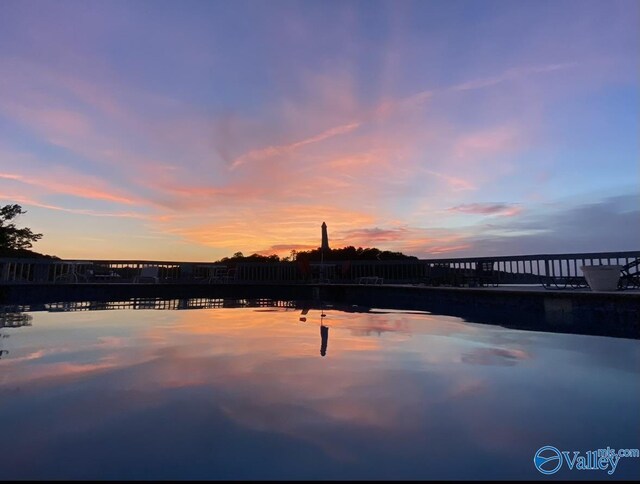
0 0 637 261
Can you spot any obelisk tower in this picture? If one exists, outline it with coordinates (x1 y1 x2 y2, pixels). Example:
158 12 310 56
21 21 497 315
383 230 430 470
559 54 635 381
321 222 330 251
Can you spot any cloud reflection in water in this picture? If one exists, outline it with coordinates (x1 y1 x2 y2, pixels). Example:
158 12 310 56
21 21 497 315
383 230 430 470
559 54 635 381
0 306 638 479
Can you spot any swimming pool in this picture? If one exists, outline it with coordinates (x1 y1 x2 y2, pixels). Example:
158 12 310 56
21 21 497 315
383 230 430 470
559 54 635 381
1 299 638 479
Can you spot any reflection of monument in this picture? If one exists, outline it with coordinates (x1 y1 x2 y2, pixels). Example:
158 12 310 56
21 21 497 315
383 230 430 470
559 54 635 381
320 325 329 357
320 307 328 357
299 307 309 322
298 305 329 357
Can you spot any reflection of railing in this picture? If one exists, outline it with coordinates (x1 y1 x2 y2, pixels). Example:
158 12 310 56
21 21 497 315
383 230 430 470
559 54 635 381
0 259 222 284
31 298 299 313
0 312 33 328
1 251 638 287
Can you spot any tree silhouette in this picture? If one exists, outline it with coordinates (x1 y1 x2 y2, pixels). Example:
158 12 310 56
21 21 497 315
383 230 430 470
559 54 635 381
0 204 43 251
213 246 416 265
214 251 281 266
295 246 416 262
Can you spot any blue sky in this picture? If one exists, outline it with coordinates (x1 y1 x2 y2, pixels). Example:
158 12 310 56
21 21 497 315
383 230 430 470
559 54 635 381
0 0 637 260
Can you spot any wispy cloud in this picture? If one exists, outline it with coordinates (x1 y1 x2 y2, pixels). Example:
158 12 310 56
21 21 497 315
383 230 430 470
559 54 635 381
448 203 522 217
230 121 361 169
377 62 577 116
450 62 576 93
0 193 146 218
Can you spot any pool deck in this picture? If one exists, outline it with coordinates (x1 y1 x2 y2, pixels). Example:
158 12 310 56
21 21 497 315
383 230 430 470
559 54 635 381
1 282 638 339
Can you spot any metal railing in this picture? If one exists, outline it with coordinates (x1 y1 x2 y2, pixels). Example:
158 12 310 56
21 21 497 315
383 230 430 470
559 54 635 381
1 250 638 287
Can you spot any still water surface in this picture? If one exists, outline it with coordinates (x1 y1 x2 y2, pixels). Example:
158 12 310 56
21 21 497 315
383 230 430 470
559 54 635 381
1 300 638 479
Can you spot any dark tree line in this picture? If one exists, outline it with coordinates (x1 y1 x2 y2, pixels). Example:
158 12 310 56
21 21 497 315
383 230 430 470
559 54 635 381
213 246 416 265
214 251 281 265
296 246 417 262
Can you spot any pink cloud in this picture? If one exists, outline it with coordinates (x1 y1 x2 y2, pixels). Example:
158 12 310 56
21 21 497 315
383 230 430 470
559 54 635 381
426 244 473 255
453 126 522 160
422 169 476 192
0 171 138 205
461 347 531 366
448 203 522 217
337 227 411 244
0 59 218 181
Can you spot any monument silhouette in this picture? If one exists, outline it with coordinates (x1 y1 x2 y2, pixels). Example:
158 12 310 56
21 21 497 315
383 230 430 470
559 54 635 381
321 221 330 251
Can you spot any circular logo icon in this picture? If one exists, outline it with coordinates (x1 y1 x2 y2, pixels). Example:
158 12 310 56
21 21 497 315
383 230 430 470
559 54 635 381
534 445 563 475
